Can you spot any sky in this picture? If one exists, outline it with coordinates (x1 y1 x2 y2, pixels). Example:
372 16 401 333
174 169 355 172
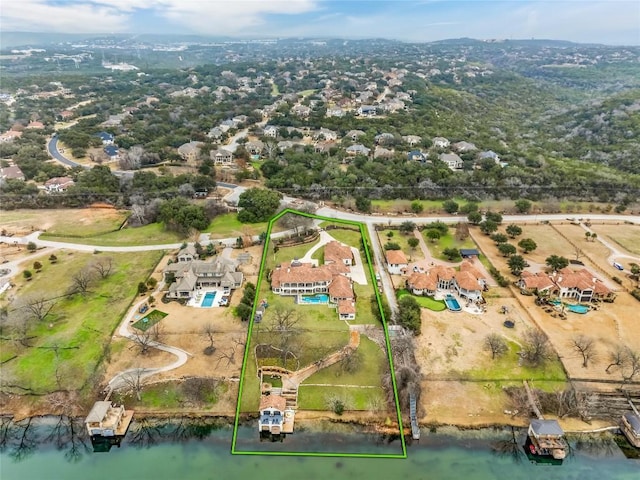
1 0 639 45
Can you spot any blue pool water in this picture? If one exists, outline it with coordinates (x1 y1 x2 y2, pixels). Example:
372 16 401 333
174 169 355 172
201 291 216 307
444 294 461 311
299 294 329 304
549 299 589 314
567 304 589 314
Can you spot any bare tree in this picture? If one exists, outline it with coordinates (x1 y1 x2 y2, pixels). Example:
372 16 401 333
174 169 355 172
92 257 114 279
268 308 302 365
521 329 551 367
19 295 56 322
214 336 245 367
571 335 597 368
131 324 163 355
120 368 146 401
605 344 627 373
573 246 585 262
68 268 95 296
621 347 640 384
201 322 216 355
484 333 508 359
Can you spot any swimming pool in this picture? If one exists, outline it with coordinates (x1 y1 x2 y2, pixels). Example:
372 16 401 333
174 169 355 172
444 294 461 312
567 304 589 314
201 291 217 308
299 294 329 304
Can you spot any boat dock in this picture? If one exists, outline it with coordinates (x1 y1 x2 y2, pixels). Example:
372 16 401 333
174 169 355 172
409 392 420 440
282 409 295 434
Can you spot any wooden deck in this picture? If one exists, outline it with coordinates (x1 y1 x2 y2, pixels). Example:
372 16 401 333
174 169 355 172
115 410 134 436
282 410 295 434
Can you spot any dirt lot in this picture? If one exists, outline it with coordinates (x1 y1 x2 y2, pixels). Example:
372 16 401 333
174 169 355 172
0 207 126 236
416 222 640 427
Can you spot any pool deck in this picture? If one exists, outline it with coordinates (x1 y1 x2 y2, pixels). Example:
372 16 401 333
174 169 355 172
187 288 228 308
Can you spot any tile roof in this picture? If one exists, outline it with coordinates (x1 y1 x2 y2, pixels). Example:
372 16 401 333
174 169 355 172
337 300 356 315
271 262 333 288
407 272 437 291
386 250 408 265
455 271 482 292
259 394 287 412
328 275 354 300
324 241 353 265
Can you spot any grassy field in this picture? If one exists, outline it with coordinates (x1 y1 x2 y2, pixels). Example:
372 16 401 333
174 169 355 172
41 222 185 246
379 229 422 262
319 224 363 248
397 289 446 311
592 223 640 256
302 337 386 386
464 340 567 384
423 230 477 261
271 83 280 96
1 250 163 394
206 213 269 239
267 237 321 267
0 208 128 237
298 385 385 410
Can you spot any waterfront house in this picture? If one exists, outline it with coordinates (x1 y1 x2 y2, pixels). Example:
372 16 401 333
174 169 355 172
527 419 567 460
258 395 286 435
621 411 640 448
85 401 133 438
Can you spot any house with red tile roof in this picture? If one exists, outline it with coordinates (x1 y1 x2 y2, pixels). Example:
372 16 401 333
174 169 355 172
386 250 408 275
406 260 486 302
517 267 613 303
271 251 357 320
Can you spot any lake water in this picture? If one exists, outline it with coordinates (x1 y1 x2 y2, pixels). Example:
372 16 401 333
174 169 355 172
0 417 638 480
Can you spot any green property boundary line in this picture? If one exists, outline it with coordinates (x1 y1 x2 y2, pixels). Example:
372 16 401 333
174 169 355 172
231 208 407 459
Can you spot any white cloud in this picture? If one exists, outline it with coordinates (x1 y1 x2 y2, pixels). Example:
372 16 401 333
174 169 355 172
158 1 318 35
0 0 319 35
1 0 131 33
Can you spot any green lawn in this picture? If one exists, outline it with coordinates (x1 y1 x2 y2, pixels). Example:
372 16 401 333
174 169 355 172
131 309 168 331
0 209 129 238
320 225 362 249
2 250 163 394
311 245 324 264
271 83 280 96
268 238 320 267
353 283 379 325
302 337 386 386
298 385 385 411
206 213 269 239
423 231 477 261
298 89 316 97
41 222 185 246
379 229 422 262
397 289 446 311
463 341 567 384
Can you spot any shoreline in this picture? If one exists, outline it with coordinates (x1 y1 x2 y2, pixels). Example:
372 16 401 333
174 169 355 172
0 406 621 435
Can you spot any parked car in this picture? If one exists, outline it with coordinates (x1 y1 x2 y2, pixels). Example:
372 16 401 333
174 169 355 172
139 304 149 314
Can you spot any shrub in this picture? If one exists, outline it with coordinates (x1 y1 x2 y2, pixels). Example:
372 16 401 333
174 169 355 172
489 266 510 287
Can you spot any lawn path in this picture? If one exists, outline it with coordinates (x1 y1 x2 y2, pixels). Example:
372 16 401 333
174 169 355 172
106 281 194 392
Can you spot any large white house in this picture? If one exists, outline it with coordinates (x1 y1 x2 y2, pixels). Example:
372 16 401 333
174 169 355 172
164 249 243 299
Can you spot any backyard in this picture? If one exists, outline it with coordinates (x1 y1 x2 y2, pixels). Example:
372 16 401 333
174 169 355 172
238 213 395 417
397 289 446 311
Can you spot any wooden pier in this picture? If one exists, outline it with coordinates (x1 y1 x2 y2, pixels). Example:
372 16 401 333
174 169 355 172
409 392 420 440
